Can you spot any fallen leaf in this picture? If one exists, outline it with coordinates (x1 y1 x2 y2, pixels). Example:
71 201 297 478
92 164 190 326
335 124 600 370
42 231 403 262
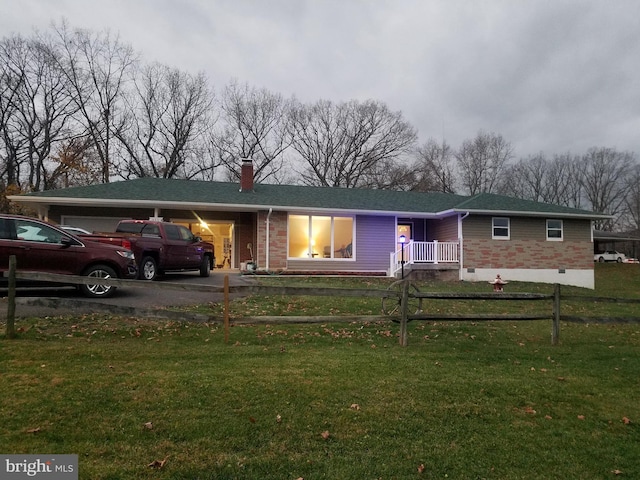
418 463 426 473
144 422 153 430
249 416 256 423
26 427 41 434
276 414 282 423
612 469 623 475
524 406 536 415
321 430 330 440
148 456 168 469
545 415 553 420
623 417 631 425
350 403 360 411
577 415 585 420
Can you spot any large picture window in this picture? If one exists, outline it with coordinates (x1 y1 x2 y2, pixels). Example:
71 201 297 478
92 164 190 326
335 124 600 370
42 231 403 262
288 215 354 259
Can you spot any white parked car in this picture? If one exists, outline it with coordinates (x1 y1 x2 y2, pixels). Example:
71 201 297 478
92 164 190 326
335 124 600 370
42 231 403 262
594 251 626 263
60 225 92 235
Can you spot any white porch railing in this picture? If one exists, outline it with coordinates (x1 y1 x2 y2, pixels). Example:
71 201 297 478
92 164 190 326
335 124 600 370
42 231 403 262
388 241 459 277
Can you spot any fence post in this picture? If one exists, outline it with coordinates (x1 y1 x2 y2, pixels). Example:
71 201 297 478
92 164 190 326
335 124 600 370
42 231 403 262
399 280 409 347
224 274 230 344
552 283 560 345
6 255 16 339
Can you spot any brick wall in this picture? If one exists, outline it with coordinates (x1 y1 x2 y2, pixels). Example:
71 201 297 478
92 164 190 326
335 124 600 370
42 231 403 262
463 238 594 269
257 210 287 269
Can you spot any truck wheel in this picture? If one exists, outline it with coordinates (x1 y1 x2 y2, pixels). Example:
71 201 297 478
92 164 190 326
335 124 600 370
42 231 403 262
80 264 117 298
140 256 158 280
199 256 211 277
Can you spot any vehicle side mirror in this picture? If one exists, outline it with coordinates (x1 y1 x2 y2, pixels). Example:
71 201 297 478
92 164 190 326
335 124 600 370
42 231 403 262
193 236 202 242
61 236 78 247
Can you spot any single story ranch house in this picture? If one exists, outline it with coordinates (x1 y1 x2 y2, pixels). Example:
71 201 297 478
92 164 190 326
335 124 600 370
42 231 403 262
9 160 609 289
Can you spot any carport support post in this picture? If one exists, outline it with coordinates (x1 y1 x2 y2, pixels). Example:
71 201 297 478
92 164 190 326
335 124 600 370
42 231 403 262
224 274 230 344
552 283 560 345
399 280 409 347
6 255 16 339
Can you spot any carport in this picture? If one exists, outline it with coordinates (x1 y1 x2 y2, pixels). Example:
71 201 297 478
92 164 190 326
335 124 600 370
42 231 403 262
593 230 640 259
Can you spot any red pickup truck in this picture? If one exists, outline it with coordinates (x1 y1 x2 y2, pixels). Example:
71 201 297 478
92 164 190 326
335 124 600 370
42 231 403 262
81 219 215 281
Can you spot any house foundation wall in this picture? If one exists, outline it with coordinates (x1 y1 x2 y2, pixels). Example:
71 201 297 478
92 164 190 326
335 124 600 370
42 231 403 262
461 267 595 289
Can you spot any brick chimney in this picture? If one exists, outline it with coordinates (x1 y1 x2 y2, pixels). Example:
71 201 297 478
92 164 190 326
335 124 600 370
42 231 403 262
240 158 254 192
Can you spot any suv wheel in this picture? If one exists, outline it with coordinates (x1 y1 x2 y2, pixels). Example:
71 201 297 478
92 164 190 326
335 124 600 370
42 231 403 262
81 264 117 298
140 256 158 280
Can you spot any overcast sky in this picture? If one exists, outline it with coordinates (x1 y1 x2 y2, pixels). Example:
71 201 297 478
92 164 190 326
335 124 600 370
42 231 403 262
2 0 639 159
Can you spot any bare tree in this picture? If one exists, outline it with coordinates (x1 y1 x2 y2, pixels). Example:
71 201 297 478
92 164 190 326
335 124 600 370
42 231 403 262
581 147 634 230
116 63 213 179
0 33 77 193
456 131 513 195
0 35 28 189
545 153 584 208
289 99 417 188
354 157 417 191
413 138 456 192
623 163 640 231
208 81 291 183
499 152 586 208
51 20 136 183
499 153 547 201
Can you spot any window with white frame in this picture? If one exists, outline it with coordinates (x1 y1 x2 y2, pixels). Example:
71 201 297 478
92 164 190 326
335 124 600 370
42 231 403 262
492 217 510 239
546 219 563 241
288 214 354 259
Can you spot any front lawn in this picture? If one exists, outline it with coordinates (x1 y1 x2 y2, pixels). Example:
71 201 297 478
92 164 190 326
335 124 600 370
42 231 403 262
1 263 639 479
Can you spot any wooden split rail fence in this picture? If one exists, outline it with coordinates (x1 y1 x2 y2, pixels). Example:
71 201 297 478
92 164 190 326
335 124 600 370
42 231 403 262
4 258 640 346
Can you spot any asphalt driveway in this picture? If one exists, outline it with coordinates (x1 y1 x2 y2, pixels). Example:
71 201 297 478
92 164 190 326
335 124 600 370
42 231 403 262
0 270 257 321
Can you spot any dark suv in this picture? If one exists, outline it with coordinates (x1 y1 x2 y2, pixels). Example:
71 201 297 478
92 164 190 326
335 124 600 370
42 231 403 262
0 214 137 298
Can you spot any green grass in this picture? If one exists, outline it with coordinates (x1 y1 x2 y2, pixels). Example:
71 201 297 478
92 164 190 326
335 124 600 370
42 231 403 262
185 263 640 319
1 263 640 479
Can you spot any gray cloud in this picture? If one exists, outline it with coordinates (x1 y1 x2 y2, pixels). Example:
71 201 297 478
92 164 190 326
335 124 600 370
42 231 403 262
2 0 639 158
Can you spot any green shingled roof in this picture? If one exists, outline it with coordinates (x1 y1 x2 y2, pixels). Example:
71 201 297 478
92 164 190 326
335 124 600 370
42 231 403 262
15 178 607 219
452 192 605 217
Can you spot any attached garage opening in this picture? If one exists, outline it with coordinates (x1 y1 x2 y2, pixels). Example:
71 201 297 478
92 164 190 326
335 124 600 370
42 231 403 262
177 220 234 270
60 214 236 270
